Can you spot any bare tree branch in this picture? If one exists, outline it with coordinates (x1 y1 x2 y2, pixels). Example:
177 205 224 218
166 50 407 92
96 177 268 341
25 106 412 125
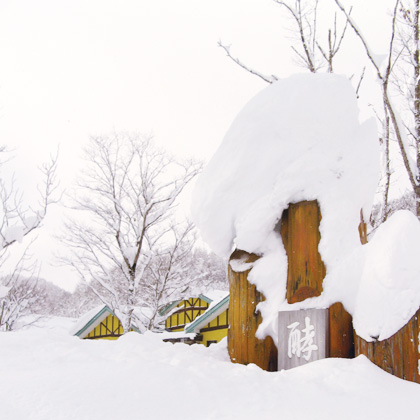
218 41 278 84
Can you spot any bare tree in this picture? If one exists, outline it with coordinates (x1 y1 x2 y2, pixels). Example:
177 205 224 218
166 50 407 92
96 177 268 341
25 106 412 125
0 149 58 257
392 0 420 216
0 245 40 331
140 227 229 331
59 132 202 333
61 282 99 318
334 0 420 223
0 149 59 331
218 0 405 226
219 0 349 81
274 0 350 73
139 221 197 330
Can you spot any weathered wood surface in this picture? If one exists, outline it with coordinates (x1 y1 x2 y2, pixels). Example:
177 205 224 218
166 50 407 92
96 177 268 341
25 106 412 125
358 209 368 245
329 302 354 358
280 201 354 359
228 200 355 372
278 308 329 370
355 309 420 383
228 250 278 372
280 200 326 304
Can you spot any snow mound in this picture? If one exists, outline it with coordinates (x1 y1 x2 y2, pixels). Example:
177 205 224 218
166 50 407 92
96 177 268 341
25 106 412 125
193 73 380 341
192 73 378 259
354 210 420 341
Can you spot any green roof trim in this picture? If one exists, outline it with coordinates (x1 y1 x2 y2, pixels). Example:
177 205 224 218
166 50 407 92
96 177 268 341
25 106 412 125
158 294 213 316
158 299 182 316
74 305 113 337
198 294 213 304
74 305 141 337
185 294 230 334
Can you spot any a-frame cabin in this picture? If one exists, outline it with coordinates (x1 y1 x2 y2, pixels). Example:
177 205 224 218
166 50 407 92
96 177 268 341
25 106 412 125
160 295 212 332
73 305 140 340
185 293 229 347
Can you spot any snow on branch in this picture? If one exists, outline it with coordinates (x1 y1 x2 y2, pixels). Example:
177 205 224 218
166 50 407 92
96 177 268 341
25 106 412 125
60 132 203 332
0 148 59 252
218 41 278 84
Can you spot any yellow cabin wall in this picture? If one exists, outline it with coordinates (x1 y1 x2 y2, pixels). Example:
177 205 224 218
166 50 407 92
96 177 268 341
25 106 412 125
199 309 229 347
85 313 134 340
164 298 209 331
201 327 228 347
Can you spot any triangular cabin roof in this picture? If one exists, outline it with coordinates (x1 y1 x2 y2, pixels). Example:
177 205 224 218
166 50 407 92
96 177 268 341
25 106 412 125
185 293 230 334
72 304 140 339
158 293 213 317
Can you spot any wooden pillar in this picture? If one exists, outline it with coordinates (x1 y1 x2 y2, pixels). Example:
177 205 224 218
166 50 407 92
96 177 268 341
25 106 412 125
280 200 354 359
280 200 325 303
228 250 278 372
228 200 354 372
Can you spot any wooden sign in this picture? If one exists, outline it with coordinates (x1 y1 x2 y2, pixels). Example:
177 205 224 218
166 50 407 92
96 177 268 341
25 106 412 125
278 308 329 370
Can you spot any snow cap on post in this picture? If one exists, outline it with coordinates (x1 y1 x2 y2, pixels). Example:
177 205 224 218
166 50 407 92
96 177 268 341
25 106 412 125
192 73 379 261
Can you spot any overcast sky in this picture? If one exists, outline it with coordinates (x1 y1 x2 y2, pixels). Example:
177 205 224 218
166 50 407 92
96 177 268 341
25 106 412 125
0 0 397 290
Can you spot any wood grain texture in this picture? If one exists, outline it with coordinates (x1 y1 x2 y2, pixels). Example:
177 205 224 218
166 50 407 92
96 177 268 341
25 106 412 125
329 302 354 358
228 201 356 372
355 309 420 383
280 201 325 304
228 250 278 372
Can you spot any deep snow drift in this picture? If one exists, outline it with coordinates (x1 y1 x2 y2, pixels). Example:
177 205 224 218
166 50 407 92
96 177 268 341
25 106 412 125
0 324 419 420
192 73 420 343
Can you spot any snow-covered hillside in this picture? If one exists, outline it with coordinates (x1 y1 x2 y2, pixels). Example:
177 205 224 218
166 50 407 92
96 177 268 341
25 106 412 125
0 323 418 420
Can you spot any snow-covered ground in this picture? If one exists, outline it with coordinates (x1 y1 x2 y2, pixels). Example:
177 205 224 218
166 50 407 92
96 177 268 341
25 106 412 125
0 319 419 420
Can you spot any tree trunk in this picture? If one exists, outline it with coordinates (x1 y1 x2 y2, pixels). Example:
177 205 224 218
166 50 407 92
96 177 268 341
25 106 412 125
414 0 420 218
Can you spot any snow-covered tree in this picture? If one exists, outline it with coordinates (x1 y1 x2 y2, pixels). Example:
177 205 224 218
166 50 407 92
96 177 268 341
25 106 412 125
0 260 44 331
187 247 228 293
138 221 197 330
219 0 414 227
0 148 58 331
60 132 202 333
138 224 227 330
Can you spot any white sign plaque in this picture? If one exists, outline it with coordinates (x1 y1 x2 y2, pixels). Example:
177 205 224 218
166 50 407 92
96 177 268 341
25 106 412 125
278 308 329 370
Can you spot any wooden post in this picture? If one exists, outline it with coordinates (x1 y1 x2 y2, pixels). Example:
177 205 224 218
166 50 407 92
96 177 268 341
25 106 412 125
279 200 325 304
329 302 354 358
228 250 278 372
228 200 354 372
279 200 354 358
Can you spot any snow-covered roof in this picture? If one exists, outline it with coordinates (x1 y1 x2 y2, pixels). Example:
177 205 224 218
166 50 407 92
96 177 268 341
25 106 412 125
185 292 229 334
158 300 183 317
71 304 109 337
72 305 141 338
158 294 213 317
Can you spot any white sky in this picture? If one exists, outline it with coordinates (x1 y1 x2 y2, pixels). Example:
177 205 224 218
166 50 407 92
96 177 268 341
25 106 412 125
0 0 398 290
